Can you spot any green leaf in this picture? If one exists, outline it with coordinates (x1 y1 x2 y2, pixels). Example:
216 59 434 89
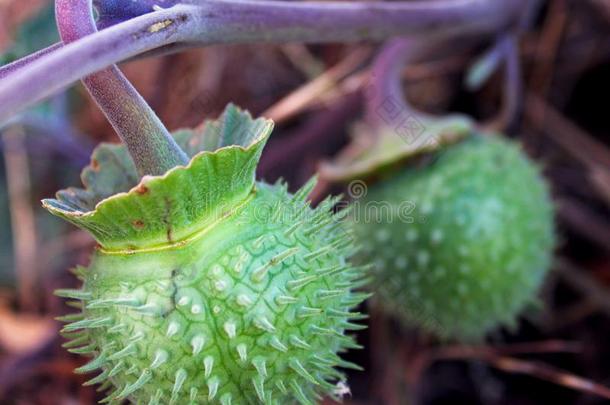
320 114 474 182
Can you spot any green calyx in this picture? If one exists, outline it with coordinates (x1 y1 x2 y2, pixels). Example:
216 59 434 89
352 133 555 340
320 114 473 182
43 104 273 251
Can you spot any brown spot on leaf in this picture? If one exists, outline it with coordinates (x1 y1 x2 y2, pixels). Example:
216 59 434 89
91 159 100 171
132 220 145 229
163 197 173 242
135 184 149 195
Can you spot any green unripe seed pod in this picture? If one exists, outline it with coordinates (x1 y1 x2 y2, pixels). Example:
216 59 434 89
352 134 554 340
48 105 367 404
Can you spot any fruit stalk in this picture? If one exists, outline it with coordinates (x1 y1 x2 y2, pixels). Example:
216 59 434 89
56 0 189 176
0 0 529 123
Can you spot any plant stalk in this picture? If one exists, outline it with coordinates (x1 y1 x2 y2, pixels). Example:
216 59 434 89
0 0 528 123
56 0 189 176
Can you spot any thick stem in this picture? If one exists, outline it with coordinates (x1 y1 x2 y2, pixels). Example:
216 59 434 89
0 0 528 123
0 43 63 81
56 0 189 176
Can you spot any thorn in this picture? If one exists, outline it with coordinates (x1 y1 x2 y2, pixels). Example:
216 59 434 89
117 369 152 399
151 349 169 369
99 387 120 403
316 289 346 301
134 303 163 316
316 265 348 278
171 368 187 403
207 376 220 400
234 251 249 274
203 356 214 378
252 375 265 402
310 325 342 337
340 321 367 331
60 330 84 339
340 292 373 306
108 360 125 377
83 368 110 386
287 275 317 292
336 358 364 371
252 235 267 250
236 343 247 362
62 335 88 349
75 354 107 374
284 219 306 237
290 379 314 405
298 306 323 318
304 246 333 262
327 308 366 319
275 380 287 394
191 304 203 315
55 289 92 300
303 217 334 235
55 313 84 323
97 380 113 393
65 300 84 309
189 387 198 404
223 321 237 339
166 321 180 337
275 295 298 305
70 266 86 279
108 323 127 333
86 297 140 309
293 177 317 201
108 342 137 361
62 317 112 332
251 248 299 282
220 393 232 405
252 357 267 378
254 316 276 333
148 389 163 405
269 336 288 352
337 335 364 350
236 294 253 307
68 343 97 354
289 359 319 385
289 335 311 349
191 335 205 355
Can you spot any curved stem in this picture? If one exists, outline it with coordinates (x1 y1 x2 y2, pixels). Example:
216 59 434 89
56 0 188 176
0 0 528 123
0 43 63 81
365 39 419 130
490 35 522 131
367 31 523 135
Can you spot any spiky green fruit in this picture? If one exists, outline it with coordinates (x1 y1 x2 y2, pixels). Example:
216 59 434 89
47 105 367 404
352 134 554 340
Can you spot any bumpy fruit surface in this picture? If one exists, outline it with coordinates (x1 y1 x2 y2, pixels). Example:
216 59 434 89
47 106 367 404
352 134 554 340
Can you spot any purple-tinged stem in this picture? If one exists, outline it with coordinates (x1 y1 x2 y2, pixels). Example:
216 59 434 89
489 35 522 131
366 30 524 133
93 0 180 28
0 4 198 123
0 0 528 123
56 0 188 176
0 43 63 81
365 39 437 130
